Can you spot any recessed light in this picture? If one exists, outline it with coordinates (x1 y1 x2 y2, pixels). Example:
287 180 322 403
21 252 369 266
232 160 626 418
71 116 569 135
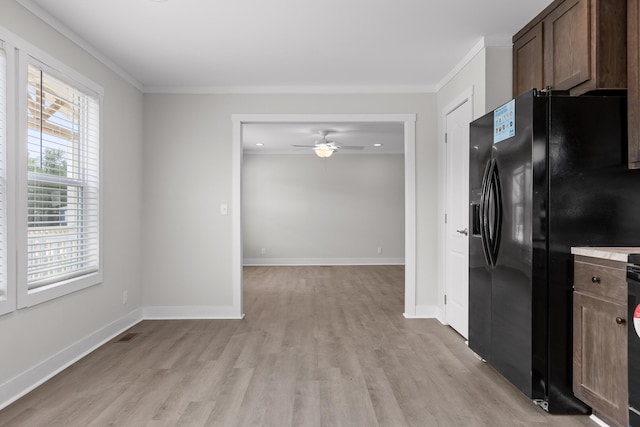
373 143 382 147
255 143 264 146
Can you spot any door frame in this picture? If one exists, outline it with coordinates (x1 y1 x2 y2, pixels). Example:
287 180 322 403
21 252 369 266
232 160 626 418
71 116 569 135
232 113 417 318
441 87 474 324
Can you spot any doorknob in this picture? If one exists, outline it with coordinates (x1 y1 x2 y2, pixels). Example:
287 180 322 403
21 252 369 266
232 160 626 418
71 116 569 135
456 228 469 236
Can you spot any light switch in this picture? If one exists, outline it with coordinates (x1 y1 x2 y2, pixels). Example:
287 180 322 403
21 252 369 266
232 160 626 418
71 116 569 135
220 204 228 215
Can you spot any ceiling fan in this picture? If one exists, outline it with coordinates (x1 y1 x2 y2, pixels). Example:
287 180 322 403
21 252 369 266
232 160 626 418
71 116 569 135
291 130 364 158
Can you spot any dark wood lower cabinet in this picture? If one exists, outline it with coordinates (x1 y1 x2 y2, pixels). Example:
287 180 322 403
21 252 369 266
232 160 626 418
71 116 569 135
573 257 628 427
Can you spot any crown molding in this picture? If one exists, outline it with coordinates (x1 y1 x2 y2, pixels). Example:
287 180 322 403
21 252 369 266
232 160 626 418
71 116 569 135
15 0 144 92
434 35 512 92
13 0 510 96
143 84 436 94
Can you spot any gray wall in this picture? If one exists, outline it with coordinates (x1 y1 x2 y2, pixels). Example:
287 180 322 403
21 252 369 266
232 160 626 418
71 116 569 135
142 93 437 308
242 153 404 264
0 0 144 386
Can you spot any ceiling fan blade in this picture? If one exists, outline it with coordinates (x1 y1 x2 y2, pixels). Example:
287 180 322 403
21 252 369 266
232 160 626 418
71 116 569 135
339 145 365 150
291 144 315 148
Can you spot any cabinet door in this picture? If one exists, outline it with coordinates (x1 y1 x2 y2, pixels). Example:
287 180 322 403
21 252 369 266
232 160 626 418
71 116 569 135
513 23 544 97
543 0 590 90
629 0 640 169
573 292 628 427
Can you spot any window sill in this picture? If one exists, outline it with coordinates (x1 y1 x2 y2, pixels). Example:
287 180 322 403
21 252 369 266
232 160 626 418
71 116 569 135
17 270 103 308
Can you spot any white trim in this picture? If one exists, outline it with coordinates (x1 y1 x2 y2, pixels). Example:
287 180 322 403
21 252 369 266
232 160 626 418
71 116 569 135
232 117 244 319
0 306 253 411
144 85 436 95
15 48 104 308
234 113 417 124
6 4 511 97
0 25 104 97
0 39 16 316
17 272 104 308
6 3 502 96
243 257 405 266
13 1 143 92
403 119 417 318
243 150 404 156
232 113 417 319
0 308 143 411
442 87 475 120
434 36 512 93
483 34 513 47
441 87 474 336
15 48 28 308
588 415 610 427
403 305 438 319
143 306 245 320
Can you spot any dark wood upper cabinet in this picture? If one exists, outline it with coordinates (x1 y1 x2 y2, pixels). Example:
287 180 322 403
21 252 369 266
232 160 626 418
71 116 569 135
629 0 640 169
543 0 590 91
513 0 627 98
513 23 544 98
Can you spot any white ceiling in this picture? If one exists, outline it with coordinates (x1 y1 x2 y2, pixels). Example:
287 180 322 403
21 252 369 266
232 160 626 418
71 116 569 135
19 0 553 92
242 122 404 154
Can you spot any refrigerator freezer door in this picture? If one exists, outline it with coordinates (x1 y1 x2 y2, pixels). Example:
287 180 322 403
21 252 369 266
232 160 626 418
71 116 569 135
468 112 494 361
490 91 539 399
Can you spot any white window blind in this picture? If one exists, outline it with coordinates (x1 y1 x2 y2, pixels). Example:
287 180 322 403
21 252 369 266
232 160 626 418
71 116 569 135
26 62 99 290
0 43 7 301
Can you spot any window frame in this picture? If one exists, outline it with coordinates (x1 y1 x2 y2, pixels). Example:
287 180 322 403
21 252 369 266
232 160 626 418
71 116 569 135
0 38 16 316
16 46 103 309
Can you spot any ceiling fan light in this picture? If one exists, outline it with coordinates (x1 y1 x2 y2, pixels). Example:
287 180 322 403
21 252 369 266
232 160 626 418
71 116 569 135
314 146 335 158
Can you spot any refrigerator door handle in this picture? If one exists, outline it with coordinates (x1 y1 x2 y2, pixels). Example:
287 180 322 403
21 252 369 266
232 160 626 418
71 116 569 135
481 158 502 268
482 159 497 267
489 161 503 264
485 159 497 267
479 159 492 267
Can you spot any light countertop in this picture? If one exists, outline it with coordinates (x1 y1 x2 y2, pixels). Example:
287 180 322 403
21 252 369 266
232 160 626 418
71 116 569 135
571 247 640 262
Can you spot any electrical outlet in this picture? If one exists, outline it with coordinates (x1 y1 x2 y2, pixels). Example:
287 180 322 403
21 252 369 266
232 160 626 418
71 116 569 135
377 247 382 254
122 290 128 305
260 247 266 255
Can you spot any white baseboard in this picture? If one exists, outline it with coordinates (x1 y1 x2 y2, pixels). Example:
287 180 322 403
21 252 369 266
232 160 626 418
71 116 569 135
403 304 438 318
589 415 610 427
243 257 405 266
0 305 245 411
143 305 244 320
0 308 143 411
6 294 445 411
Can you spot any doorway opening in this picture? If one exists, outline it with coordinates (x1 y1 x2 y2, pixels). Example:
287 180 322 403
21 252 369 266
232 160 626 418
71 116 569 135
232 114 416 318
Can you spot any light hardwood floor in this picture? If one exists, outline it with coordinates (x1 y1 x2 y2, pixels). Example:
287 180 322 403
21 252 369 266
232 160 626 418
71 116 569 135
0 266 595 426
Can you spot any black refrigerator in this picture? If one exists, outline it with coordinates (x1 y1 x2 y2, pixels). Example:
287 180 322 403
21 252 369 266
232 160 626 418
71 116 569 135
468 89 640 414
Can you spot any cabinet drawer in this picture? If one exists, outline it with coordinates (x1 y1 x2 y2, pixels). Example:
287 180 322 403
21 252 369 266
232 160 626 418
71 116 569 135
573 256 626 303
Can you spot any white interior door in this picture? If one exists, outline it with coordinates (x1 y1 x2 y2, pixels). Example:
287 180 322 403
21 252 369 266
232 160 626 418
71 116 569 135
444 98 471 338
